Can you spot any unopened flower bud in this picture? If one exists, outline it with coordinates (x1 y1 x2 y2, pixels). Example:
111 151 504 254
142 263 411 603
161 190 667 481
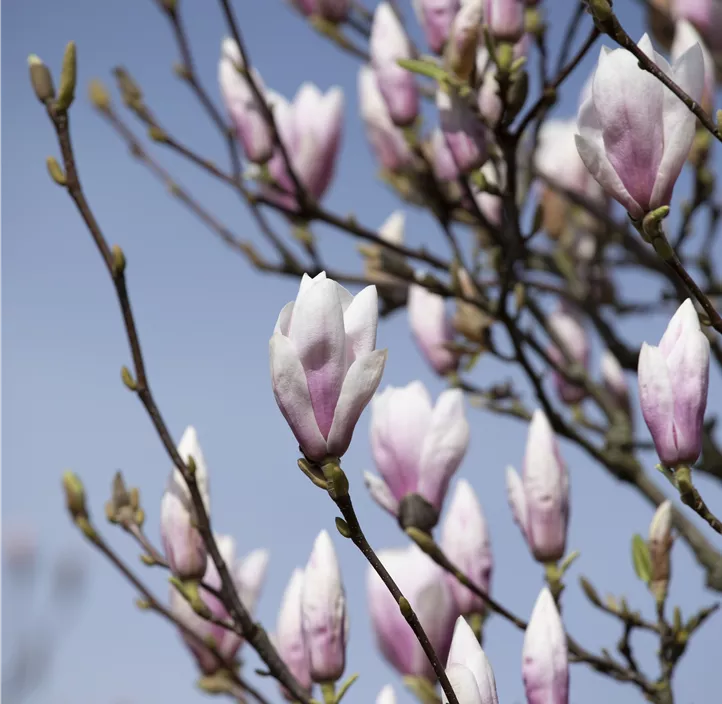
484 0 525 42
445 0 484 80
408 283 460 375
276 569 312 698
28 55 55 103
62 471 88 520
648 500 673 602
55 41 77 111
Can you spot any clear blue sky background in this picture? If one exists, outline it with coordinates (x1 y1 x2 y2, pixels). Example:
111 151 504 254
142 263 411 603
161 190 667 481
3 2 722 703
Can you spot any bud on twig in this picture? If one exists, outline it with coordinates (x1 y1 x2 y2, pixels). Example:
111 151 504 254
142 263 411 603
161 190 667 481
88 79 111 112
648 500 673 604
111 245 126 276
55 41 77 111
28 54 55 103
46 156 67 186
63 471 88 521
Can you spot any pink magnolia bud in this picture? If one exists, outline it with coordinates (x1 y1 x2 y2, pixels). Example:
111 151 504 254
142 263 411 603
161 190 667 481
160 426 209 580
276 569 313 696
547 306 590 406
575 34 704 219
672 0 722 51
368 545 457 680
366 383 470 520
270 272 386 462
437 88 488 175
649 500 673 600
671 20 715 112
370 3 420 127
441 480 492 615
600 349 630 412
476 36 528 126
483 0 525 42
377 685 397 704
266 84 344 206
507 410 569 563
218 39 273 164
638 299 710 467
358 66 413 173
444 617 499 704
293 0 351 21
446 0 484 80
414 0 461 54
522 587 568 704
170 535 269 674
302 530 348 683
408 283 459 374
430 128 461 181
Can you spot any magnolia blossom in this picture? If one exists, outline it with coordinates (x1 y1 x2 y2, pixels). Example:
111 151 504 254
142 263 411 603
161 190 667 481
302 531 348 683
575 34 704 219
547 306 590 406
476 36 529 126
413 0 460 54
483 0 524 42
638 299 710 467
265 83 344 206
507 410 570 563
522 588 569 704
358 66 413 173
368 545 457 680
430 128 461 182
370 3 419 126
671 20 716 112
170 536 269 674
276 569 313 695
437 88 488 175
293 0 351 22
408 283 459 374
160 426 210 580
446 0 484 80
672 0 722 51
441 480 493 615
270 272 386 462
601 349 631 413
377 685 397 704
365 382 470 524
444 617 499 704
218 39 273 164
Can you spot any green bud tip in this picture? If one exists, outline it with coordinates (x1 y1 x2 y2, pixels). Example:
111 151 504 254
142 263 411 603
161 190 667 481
111 245 126 276
398 596 413 619
121 365 137 391
62 470 87 518
88 79 111 112
28 54 56 103
335 516 352 538
46 157 67 186
55 41 77 111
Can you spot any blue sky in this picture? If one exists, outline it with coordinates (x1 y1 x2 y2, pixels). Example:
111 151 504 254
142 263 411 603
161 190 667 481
3 1 722 704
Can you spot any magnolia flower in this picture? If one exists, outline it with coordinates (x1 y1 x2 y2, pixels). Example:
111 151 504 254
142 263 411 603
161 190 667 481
444 617 499 704
370 3 420 126
446 0 484 81
601 349 631 414
368 545 457 680
522 588 569 704
266 83 344 206
270 272 386 462
408 284 460 374
483 0 525 42
672 0 722 51
365 383 470 527
671 20 715 112
430 127 461 182
218 39 273 164
302 531 348 683
507 410 570 563
276 569 313 696
413 0 460 54
441 480 493 615
437 88 488 175
638 299 710 467
377 685 397 704
575 34 704 219
547 306 590 406
476 37 529 127
293 0 351 22
170 536 269 674
358 65 413 173
160 426 210 580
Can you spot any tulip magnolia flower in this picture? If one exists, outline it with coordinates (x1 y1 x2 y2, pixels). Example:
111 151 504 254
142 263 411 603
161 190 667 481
358 66 413 173
638 299 710 467
547 306 590 406
437 88 488 175
413 0 460 54
368 545 457 680
441 480 493 615
601 349 631 413
575 34 704 219
522 588 569 704
293 0 351 22
476 37 529 127
270 272 386 462
507 410 570 563
408 284 459 374
170 535 269 674
365 382 470 523
276 569 313 695
672 0 722 51
672 20 715 112
160 426 210 581
444 617 499 704
218 39 273 164
430 128 461 182
302 530 348 683
265 83 344 207
370 2 419 127
377 685 397 704
446 0 484 80
483 0 524 42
